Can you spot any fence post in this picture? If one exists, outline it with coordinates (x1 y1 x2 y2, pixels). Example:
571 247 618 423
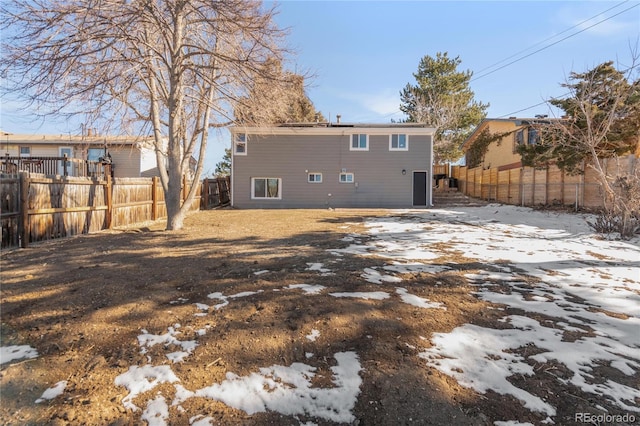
18 172 29 248
152 176 158 220
217 178 223 206
545 167 549 205
560 168 565 205
105 173 113 229
202 178 209 210
63 154 68 177
521 168 525 207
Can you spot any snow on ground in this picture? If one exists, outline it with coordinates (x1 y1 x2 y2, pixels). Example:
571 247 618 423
172 351 362 423
395 287 445 310
0 345 38 364
3 204 638 424
35 380 67 404
328 291 391 300
284 283 326 295
358 205 640 418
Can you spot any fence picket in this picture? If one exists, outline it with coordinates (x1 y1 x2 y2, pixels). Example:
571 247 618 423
450 154 636 211
0 174 230 249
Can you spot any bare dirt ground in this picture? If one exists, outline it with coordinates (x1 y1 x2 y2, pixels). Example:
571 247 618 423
0 209 634 425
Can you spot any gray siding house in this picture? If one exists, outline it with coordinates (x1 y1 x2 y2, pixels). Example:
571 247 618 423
230 123 435 209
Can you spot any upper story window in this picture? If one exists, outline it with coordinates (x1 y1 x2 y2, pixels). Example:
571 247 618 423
515 129 524 145
389 134 408 151
234 133 247 155
308 173 322 183
515 127 539 147
350 134 368 151
19 146 31 157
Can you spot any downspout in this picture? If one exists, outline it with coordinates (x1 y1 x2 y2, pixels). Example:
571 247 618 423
429 132 434 207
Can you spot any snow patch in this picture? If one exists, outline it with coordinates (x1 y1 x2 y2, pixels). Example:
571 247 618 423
395 287 445 309
141 395 169 426
115 365 180 411
361 267 402 284
0 345 38 364
329 291 390 300
284 284 326 295
35 380 67 403
178 352 362 423
306 329 320 341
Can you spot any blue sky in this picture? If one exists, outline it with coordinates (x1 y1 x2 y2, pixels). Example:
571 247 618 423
276 0 639 122
1 1 638 174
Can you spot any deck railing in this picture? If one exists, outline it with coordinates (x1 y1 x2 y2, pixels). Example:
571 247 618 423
0 154 111 179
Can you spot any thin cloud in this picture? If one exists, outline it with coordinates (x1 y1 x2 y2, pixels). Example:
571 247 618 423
555 3 639 38
333 88 403 120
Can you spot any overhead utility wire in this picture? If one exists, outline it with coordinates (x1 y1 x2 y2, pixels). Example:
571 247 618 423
497 60 639 119
471 2 639 82
375 2 638 121
474 0 631 76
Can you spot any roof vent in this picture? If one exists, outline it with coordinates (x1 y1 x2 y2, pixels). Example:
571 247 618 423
336 114 341 124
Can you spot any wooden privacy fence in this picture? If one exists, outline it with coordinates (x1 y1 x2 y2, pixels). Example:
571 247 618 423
0 173 212 249
450 155 637 210
201 176 231 209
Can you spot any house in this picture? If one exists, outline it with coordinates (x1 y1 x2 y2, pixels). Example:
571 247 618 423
1 131 162 178
461 117 554 171
230 122 435 209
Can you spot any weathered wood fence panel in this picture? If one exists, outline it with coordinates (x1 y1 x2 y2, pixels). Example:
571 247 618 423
450 154 637 210
112 178 153 228
1 174 20 248
27 175 108 244
1 173 215 249
201 176 231 209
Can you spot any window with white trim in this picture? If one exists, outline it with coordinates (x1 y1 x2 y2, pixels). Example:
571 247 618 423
339 172 354 183
350 134 368 151
88 148 106 162
308 173 322 183
252 177 281 199
19 146 31 157
234 133 247 155
390 134 408 151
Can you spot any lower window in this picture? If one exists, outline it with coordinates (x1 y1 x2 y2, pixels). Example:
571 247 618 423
252 177 281 199
308 173 322 183
339 172 354 183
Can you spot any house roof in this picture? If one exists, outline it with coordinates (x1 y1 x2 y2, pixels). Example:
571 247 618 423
0 131 155 148
230 122 436 136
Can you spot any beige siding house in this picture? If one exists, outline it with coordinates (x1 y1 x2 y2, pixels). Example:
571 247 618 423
461 117 552 171
1 132 160 178
230 123 435 209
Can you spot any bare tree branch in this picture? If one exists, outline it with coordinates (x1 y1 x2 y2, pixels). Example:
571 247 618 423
1 0 293 230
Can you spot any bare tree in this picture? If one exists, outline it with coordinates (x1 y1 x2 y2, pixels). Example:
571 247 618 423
534 58 640 238
234 58 324 124
1 0 293 230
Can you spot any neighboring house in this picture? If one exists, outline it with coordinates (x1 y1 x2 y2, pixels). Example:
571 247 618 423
461 117 553 171
1 132 168 178
230 122 435 209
